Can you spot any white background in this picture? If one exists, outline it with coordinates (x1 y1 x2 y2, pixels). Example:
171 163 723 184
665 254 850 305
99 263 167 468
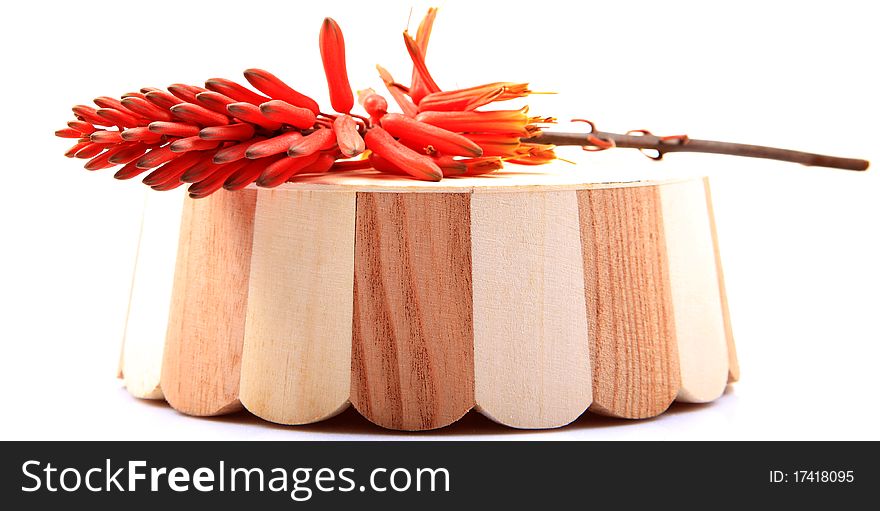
1 0 877 440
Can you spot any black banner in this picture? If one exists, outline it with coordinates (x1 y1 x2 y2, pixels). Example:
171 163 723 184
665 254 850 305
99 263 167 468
2 442 875 507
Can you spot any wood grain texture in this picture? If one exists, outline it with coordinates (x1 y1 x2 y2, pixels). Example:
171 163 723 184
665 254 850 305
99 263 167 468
239 190 356 425
351 192 475 431
703 178 740 383
121 189 186 399
160 190 257 416
659 180 729 403
471 191 592 428
578 186 681 418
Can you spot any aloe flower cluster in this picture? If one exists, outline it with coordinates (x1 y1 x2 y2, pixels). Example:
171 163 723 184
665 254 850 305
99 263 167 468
55 9 556 198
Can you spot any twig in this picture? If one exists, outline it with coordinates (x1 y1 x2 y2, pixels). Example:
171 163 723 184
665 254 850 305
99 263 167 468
526 130 869 171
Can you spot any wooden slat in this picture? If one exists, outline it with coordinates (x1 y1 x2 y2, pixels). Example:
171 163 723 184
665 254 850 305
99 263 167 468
659 180 729 402
351 192 475 431
703 178 740 382
121 189 186 399
239 190 356 424
471 191 591 428
578 186 681 418
160 190 257 416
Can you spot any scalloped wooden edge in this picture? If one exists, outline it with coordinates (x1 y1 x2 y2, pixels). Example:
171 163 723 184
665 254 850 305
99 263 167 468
119 170 738 430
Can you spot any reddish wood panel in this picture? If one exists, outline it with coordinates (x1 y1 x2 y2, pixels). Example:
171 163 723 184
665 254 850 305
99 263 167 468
351 192 475 431
161 190 258 416
577 186 681 418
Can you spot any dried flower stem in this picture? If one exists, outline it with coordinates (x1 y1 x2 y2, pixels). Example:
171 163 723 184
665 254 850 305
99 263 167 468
528 130 869 171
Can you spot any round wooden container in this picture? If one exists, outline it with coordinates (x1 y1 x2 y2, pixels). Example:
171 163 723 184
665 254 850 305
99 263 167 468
119 162 739 431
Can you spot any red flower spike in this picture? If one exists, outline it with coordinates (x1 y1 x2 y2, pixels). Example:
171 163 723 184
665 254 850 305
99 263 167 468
121 96 174 121
167 84 208 103
195 91 237 115
245 132 303 159
170 103 230 127
205 78 270 106
121 127 164 144
169 136 221 153
96 108 143 128
259 100 317 129
380 113 483 157
286 128 336 158
226 102 282 131
319 17 354 114
333 115 365 158
142 151 208 186
59 11 563 197
363 126 442 181
199 123 255 142
148 121 200 138
257 152 322 188
409 7 438 104
135 145 181 169
145 90 184 110
108 143 151 164
243 69 320 115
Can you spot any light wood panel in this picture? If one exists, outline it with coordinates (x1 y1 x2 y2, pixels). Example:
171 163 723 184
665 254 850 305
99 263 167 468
121 189 186 399
351 192 475 431
704 178 740 382
239 190 356 425
578 186 681 418
160 190 257 416
659 180 729 403
471 191 591 428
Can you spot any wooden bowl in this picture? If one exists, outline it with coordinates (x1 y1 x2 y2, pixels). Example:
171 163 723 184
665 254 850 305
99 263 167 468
119 162 739 431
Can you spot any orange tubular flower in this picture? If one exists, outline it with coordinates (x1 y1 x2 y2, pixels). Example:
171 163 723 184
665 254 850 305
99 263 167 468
408 7 437 104
415 108 533 137
417 82 532 112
